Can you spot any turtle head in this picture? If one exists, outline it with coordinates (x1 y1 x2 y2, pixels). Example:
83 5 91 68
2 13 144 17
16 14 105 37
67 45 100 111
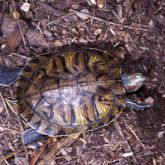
121 73 146 93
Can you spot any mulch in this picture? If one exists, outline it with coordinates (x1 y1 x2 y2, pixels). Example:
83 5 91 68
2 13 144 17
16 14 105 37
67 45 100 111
0 0 164 164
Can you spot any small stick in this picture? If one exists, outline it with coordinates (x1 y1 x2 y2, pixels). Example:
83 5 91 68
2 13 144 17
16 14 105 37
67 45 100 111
5 99 17 115
0 91 10 117
123 118 147 149
30 138 51 165
12 0 27 46
0 138 50 164
0 0 6 34
47 12 74 26
0 151 10 165
0 148 25 163
0 126 21 134
45 127 87 161
70 9 155 32
10 53 31 60
113 121 138 164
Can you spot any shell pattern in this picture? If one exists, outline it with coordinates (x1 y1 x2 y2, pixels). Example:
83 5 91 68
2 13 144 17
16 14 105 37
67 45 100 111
16 48 126 137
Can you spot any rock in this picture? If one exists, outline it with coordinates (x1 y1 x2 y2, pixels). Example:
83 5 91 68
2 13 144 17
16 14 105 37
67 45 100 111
43 30 52 37
162 94 165 98
145 97 154 105
20 2 30 12
157 130 165 138
94 29 102 36
75 9 90 20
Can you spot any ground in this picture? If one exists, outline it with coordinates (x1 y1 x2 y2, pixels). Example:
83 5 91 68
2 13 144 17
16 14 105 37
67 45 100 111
0 0 165 165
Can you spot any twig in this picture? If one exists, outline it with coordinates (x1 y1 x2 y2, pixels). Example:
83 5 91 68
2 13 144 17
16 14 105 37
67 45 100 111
123 118 147 149
113 121 138 164
15 109 29 162
45 127 87 161
0 138 50 164
12 0 27 46
126 33 136 47
0 151 10 165
0 91 10 117
10 53 31 60
5 99 17 115
0 126 21 134
47 12 74 26
0 148 25 163
120 0 135 23
70 9 155 32
40 2 66 17
30 138 51 165
0 0 6 34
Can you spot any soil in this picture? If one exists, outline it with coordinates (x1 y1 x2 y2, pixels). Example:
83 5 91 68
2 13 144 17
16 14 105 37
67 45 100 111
0 0 165 165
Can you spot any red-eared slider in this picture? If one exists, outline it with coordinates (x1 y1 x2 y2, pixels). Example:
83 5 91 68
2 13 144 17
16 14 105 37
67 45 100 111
0 45 150 145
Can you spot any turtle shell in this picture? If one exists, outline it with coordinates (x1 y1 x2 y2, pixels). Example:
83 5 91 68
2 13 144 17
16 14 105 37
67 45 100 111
16 48 126 137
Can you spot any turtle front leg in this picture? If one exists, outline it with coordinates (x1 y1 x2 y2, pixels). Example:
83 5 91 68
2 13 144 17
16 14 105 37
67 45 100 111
22 128 46 149
0 66 22 86
126 98 150 111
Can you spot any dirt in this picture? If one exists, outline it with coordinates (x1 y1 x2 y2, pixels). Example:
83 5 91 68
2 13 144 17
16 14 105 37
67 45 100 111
0 0 165 164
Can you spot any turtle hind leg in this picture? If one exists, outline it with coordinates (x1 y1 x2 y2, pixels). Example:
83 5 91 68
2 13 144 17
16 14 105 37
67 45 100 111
22 128 46 149
0 66 21 86
126 97 151 111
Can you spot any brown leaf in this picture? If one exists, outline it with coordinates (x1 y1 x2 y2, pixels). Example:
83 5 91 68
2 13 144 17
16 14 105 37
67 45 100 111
4 21 28 53
1 14 17 36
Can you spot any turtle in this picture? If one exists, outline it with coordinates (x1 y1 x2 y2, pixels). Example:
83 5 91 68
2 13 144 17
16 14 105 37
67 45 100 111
0 45 150 146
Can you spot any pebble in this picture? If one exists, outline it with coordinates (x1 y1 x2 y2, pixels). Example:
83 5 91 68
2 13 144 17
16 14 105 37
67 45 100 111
43 30 52 37
94 29 102 36
145 97 154 105
122 152 134 157
162 94 165 98
20 2 30 12
152 78 158 82
0 126 4 131
75 9 90 20
157 130 165 138
0 43 6 50
66 147 72 153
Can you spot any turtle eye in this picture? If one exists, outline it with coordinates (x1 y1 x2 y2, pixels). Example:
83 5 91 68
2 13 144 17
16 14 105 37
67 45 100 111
98 95 104 101
101 97 105 101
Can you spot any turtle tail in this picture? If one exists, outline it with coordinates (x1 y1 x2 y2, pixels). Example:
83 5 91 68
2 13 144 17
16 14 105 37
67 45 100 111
0 65 22 86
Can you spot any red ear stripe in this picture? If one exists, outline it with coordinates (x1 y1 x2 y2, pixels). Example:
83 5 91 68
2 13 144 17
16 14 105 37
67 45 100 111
128 85 136 91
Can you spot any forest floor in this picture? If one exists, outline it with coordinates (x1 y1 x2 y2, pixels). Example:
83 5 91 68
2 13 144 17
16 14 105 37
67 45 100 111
0 0 165 164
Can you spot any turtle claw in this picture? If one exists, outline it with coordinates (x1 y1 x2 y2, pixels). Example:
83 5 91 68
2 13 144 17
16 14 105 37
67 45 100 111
126 98 151 111
27 139 46 149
